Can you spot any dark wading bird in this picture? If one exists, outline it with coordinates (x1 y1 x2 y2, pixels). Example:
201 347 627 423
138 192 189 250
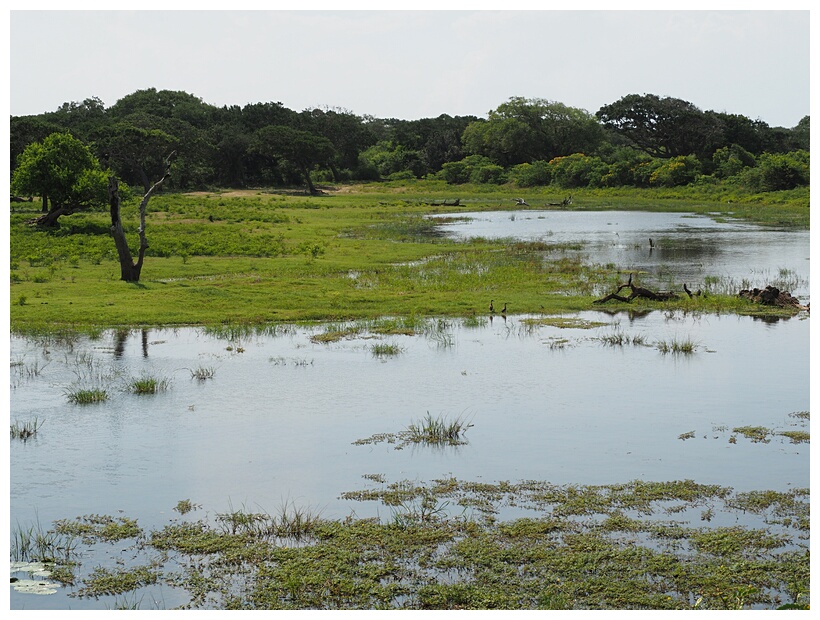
489 300 495 313
501 303 507 314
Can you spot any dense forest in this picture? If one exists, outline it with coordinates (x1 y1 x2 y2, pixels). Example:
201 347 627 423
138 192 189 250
10 88 810 211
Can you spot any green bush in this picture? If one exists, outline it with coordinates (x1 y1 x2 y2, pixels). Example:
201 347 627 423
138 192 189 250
649 155 702 187
509 161 552 187
548 153 608 188
756 151 809 191
712 144 756 179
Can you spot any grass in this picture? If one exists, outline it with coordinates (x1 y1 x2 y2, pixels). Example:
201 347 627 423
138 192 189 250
598 330 648 347
656 337 698 354
370 342 403 357
189 366 216 380
11 517 78 563
11 417 43 441
19 478 809 609
65 387 109 404
9 182 807 332
127 375 172 394
405 412 473 446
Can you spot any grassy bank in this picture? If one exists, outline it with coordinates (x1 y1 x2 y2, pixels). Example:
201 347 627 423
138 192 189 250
9 182 808 332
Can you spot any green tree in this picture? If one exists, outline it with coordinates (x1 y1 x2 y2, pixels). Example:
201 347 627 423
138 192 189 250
93 121 178 193
251 125 335 195
463 97 604 166
755 151 810 191
596 94 723 161
11 132 109 227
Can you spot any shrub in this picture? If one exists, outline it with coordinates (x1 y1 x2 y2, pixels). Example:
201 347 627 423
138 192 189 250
509 161 552 187
548 153 608 188
649 155 702 187
756 151 809 191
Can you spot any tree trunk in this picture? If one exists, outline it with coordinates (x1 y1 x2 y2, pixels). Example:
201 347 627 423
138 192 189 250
28 203 69 227
300 163 319 195
109 152 174 282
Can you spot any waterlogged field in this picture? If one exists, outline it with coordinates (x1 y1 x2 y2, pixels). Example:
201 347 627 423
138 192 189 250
9 311 810 609
8 186 811 609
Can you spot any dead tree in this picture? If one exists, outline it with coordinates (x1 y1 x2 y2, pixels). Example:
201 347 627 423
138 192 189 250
594 273 680 304
109 151 174 282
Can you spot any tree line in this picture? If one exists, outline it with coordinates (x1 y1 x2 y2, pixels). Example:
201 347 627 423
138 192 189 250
11 88 810 215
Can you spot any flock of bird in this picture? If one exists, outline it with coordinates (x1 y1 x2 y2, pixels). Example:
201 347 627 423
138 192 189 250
488 300 507 315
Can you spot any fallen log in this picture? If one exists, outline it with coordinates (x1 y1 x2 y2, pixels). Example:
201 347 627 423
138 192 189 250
594 273 680 304
546 195 573 207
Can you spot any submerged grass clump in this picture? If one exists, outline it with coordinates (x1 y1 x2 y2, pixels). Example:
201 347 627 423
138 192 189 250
353 412 474 450
406 412 473 446
189 366 216 380
657 337 698 354
11 418 43 441
370 342 404 357
65 388 108 404
597 330 648 347
127 375 172 395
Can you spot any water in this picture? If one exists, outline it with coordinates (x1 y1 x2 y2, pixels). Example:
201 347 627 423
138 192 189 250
10 313 809 528
9 211 810 609
432 210 810 299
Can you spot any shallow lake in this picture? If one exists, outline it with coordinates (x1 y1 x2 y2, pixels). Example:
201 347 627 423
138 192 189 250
432 210 810 299
9 211 811 609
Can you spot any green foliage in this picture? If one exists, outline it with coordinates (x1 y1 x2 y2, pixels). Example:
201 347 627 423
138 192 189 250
440 155 500 185
11 132 108 210
712 144 757 179
755 151 810 191
463 97 604 167
548 153 609 188
649 155 702 187
509 160 552 187
360 141 425 179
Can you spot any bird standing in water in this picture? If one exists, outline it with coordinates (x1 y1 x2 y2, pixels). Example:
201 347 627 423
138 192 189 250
489 300 495 313
501 303 507 314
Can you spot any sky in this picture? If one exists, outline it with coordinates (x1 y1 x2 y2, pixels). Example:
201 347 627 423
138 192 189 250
6 5 812 129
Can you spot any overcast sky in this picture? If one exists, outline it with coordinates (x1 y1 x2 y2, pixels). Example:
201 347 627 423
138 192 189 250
6 7 812 129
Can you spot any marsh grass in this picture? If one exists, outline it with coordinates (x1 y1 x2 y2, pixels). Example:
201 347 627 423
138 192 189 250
216 500 322 541
17 476 809 609
598 330 648 347
13 357 49 379
11 518 78 563
66 388 109 404
657 337 698 354
127 375 172 394
11 417 42 441
189 366 216 380
733 426 772 443
406 412 473 446
370 342 403 357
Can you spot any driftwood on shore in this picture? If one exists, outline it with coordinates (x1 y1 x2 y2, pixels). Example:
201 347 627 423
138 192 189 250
593 274 683 304
546 195 573 207
424 198 460 206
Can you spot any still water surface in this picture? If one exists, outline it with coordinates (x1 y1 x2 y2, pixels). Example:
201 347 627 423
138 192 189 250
433 210 810 299
11 312 809 530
